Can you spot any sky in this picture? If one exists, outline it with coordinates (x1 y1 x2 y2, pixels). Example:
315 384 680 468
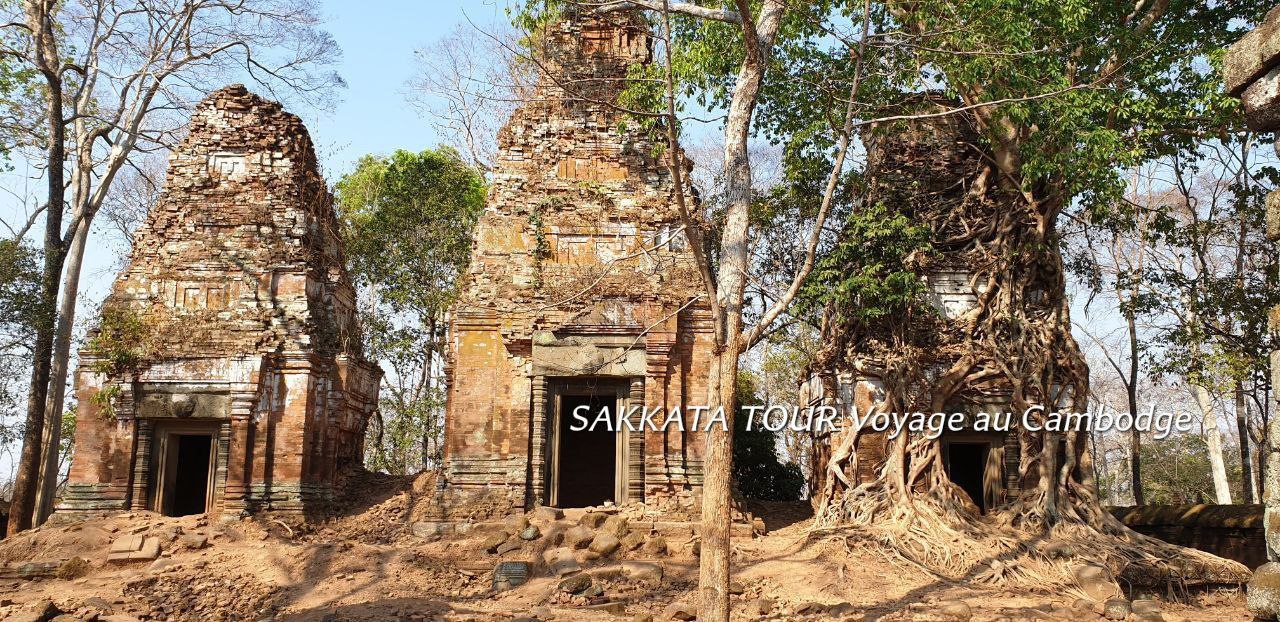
304 0 509 173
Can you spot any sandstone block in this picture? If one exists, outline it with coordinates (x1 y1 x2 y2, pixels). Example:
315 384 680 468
107 536 161 562
1102 598 1131 620
937 600 972 621
619 531 644 552
180 534 209 550
589 533 621 556
584 601 626 615
482 533 509 554
742 598 773 617
640 536 667 557
542 547 581 577
660 602 696 621
503 514 531 535
600 515 629 538
531 506 564 522
558 573 592 594
1073 563 1121 602
1249 562 1280 619
565 525 594 549
620 561 662 583
1226 5 1280 95
580 512 609 529
411 522 450 538
1244 66 1280 131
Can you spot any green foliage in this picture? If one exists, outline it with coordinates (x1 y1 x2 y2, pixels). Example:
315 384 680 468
1138 433 1248 505
0 28 38 166
87 305 150 377
336 147 486 474
800 203 931 322
88 385 122 421
733 372 805 502
900 0 1267 210
337 147 486 319
1120 136 1280 404
0 237 41 335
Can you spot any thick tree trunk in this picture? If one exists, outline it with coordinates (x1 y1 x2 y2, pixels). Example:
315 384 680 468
34 218 91 524
696 4 784 620
1192 383 1233 504
9 0 66 536
698 346 740 622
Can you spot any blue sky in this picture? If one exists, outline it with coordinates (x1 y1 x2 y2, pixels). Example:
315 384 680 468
307 0 510 172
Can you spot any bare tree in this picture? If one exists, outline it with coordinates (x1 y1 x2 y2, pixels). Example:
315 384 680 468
406 22 533 172
1 0 343 532
98 151 168 262
1071 167 1164 505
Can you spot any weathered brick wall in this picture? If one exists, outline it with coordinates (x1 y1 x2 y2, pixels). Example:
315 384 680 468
443 9 712 514
62 85 381 518
1110 504 1266 570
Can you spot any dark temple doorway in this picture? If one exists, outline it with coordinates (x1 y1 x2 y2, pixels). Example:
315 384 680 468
945 442 989 513
556 393 618 507
165 433 213 516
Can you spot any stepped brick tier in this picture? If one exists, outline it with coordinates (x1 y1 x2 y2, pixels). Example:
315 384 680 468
1226 7 1280 618
60 85 381 518
440 8 713 515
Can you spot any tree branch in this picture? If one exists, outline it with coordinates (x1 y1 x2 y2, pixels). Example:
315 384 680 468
595 1 742 24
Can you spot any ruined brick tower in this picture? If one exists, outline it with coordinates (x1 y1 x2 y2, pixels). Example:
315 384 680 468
61 85 381 517
442 9 713 512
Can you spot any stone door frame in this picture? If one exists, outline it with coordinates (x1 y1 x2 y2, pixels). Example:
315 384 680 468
148 419 226 516
544 377 634 507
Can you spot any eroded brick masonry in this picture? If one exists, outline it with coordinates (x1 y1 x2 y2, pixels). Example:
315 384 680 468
441 9 713 513
61 86 381 517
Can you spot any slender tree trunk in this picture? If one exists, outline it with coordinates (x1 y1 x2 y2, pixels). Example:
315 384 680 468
1235 384 1254 504
9 0 66 536
1126 310 1144 506
422 314 436 470
34 217 91 524
1192 383 1234 504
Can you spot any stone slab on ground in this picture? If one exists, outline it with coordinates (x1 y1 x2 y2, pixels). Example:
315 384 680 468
106 536 161 563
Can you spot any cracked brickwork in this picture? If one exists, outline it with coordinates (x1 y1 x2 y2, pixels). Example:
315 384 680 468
441 9 712 514
61 85 381 518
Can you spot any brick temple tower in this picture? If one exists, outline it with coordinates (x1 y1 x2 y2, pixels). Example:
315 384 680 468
442 8 714 513
61 85 381 518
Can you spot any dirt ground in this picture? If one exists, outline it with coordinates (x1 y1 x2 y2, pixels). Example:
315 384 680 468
0 475 1253 622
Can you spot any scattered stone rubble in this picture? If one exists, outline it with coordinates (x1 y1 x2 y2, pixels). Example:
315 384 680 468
123 572 282 621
